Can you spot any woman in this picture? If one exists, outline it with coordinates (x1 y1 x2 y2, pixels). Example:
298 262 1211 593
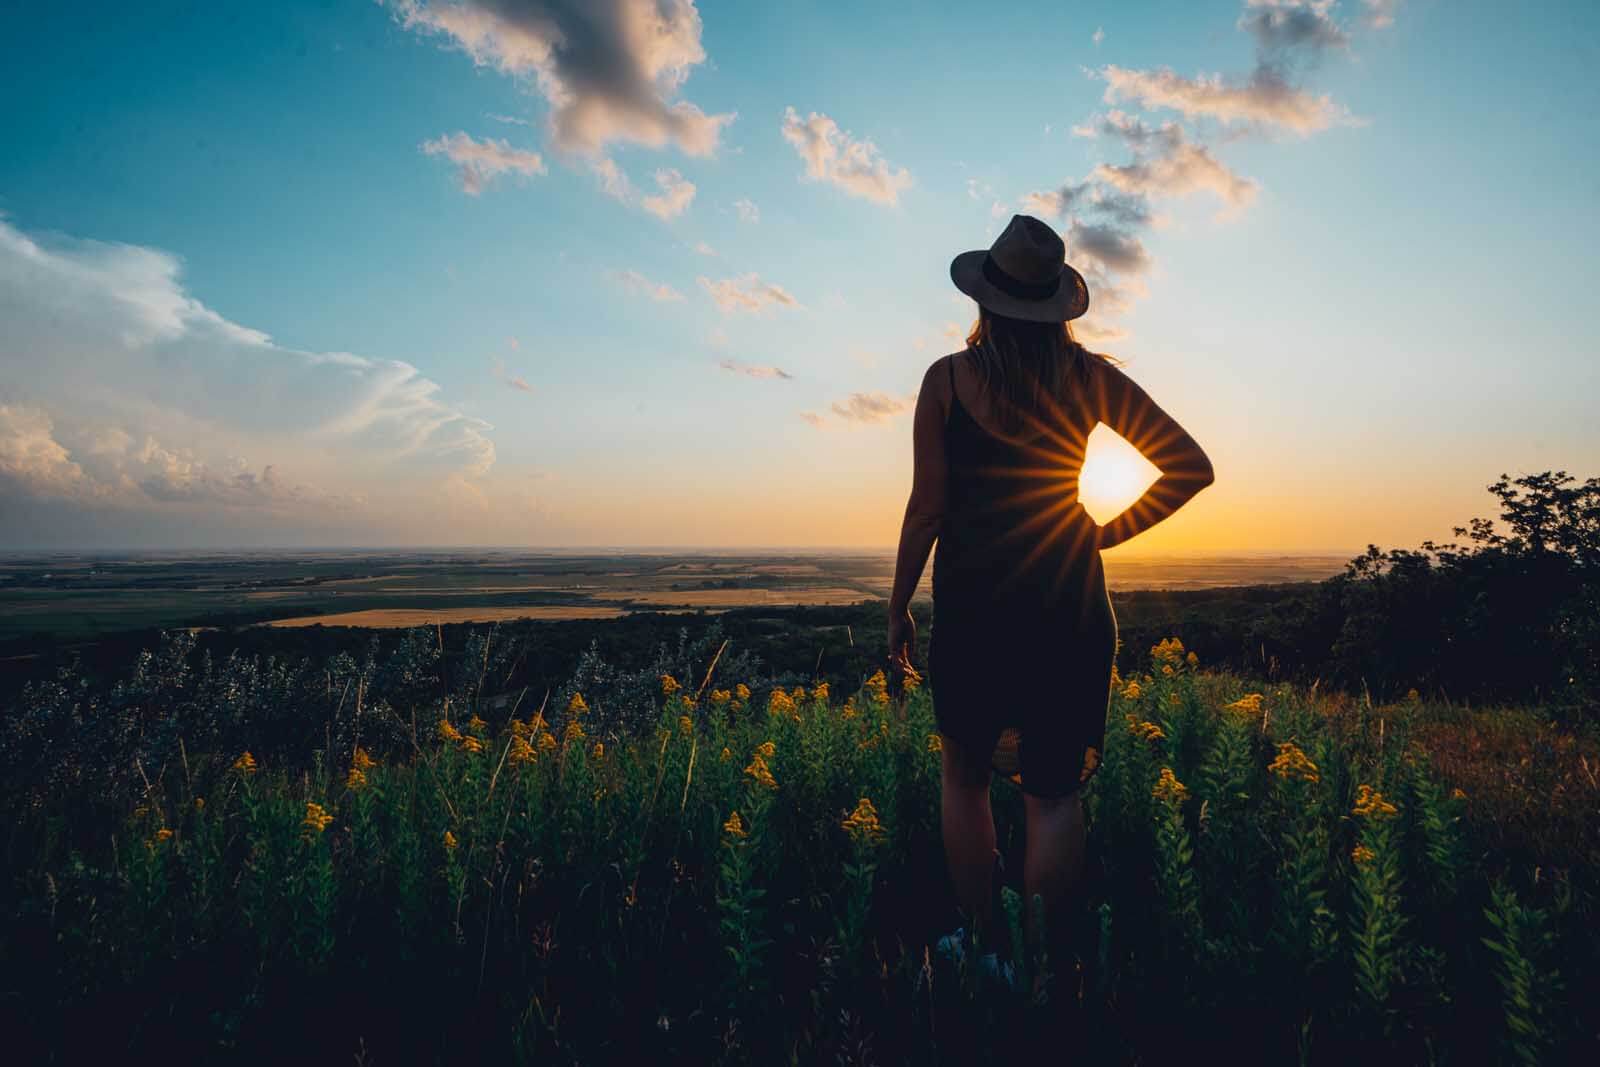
887 214 1214 994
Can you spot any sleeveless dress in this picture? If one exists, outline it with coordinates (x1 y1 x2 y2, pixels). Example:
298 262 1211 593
929 353 1118 797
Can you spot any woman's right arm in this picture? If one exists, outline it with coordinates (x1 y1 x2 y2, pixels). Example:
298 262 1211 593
1090 364 1214 551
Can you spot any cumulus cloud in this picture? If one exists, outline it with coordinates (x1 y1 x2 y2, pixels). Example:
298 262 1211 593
780 107 913 206
698 273 802 314
641 167 696 219
1067 220 1152 276
829 392 912 424
389 0 735 157
718 359 792 380
1101 63 1352 134
733 197 759 222
615 269 685 302
421 130 546 194
1088 112 1258 214
1238 0 1348 56
0 215 493 536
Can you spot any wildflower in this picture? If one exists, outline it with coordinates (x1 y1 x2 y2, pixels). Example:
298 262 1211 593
467 714 488 734
346 766 368 791
678 693 697 711
1225 693 1264 717
508 734 537 766
719 746 733 763
744 753 777 790
437 718 463 743
1268 741 1321 784
811 682 830 704
442 830 458 852
302 802 334 835
1125 714 1165 742
194 797 205 812
154 827 174 843
1353 784 1399 820
232 751 258 775
460 734 485 754
592 742 606 760
565 720 587 744
840 796 886 844
767 688 799 721
1080 746 1101 782
901 662 923 692
1122 680 1143 700
537 730 558 753
709 688 731 707
1352 844 1376 866
1406 688 1420 703
927 733 943 754
864 669 889 707
567 692 589 717
352 747 376 771
1162 665 1174 676
1151 637 1186 668
1186 651 1199 668
1451 787 1467 801
723 810 747 839
842 696 858 720
1110 662 1122 687
791 685 807 704
508 717 530 738
661 674 680 697
756 740 775 759
678 714 695 736
735 683 751 703
1152 767 1189 806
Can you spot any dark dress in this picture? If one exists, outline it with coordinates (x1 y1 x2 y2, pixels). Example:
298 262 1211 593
929 353 1117 798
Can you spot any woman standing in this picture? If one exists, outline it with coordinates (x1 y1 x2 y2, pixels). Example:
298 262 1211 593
887 214 1214 994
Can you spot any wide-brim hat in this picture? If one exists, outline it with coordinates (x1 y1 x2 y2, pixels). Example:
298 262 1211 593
950 213 1089 323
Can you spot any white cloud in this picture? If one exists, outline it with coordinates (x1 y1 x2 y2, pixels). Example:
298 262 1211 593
592 157 635 202
1238 0 1349 55
1362 0 1401 29
828 392 912 424
389 0 735 157
780 107 914 206
1092 27 1105 47
615 269 685 302
641 167 696 219
733 197 760 223
717 359 792 380
1100 63 1354 134
691 240 716 256
492 357 535 393
420 130 546 195
698 273 802 314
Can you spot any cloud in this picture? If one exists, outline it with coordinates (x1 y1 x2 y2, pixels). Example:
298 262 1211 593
799 411 826 428
592 157 635 202
780 107 914 206
698 273 802 314
421 130 546 194
1362 0 1401 29
691 240 716 256
0 215 493 535
1238 0 1348 56
1100 63 1352 134
1089 112 1258 214
492 357 535 392
1093 27 1105 47
828 392 912 424
641 167 696 219
1067 220 1152 276
614 269 685 302
389 0 735 157
718 359 792 380
733 197 759 223
487 112 532 126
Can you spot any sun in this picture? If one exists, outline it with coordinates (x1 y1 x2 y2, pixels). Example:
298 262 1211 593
1078 424 1161 526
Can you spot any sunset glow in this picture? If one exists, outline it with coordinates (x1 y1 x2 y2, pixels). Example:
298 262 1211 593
1078 425 1163 527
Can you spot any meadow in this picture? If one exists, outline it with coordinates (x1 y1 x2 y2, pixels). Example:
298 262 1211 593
4 633 1595 1065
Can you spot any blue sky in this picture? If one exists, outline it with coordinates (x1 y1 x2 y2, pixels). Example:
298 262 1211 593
1 0 1596 550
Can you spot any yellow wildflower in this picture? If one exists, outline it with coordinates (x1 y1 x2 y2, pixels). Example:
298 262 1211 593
901 662 923 692
1122 680 1143 701
1110 662 1122 687
537 730 558 753
864 669 889 707
467 714 488 734
791 685 807 703
767 688 799 721
719 746 733 763
154 827 174 842
592 742 606 760
1451 787 1467 801
735 683 751 702
840 796 886 844
302 802 334 835
437 719 462 743
842 696 858 720
442 830 458 852
744 753 777 790
678 714 694 736
1162 665 1174 676
461 734 484 754
1352 844 1376 866
679 693 698 711
567 692 589 717
508 717 530 738
1406 688 1420 702
709 688 732 706
565 720 587 744
927 733 943 754
352 747 376 771
507 734 536 766
1125 714 1165 742
1080 746 1101 782
1268 741 1320 784
1185 651 1199 668
1225 693 1264 717
1353 784 1399 820
232 751 258 775
756 740 775 759
346 766 368 791
1152 767 1189 806
194 796 205 812
661 674 681 697
723 810 747 838
811 682 830 704
1151 637 1186 667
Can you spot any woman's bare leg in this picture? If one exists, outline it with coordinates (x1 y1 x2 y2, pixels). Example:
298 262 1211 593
1022 791 1087 986
941 739 996 938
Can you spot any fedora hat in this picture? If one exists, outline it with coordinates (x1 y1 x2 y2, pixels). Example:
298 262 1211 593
950 214 1089 323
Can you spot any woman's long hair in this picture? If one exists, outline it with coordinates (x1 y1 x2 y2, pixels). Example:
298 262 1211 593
963 306 1116 438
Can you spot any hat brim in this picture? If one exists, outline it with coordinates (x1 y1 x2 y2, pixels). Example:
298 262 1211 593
950 249 1089 323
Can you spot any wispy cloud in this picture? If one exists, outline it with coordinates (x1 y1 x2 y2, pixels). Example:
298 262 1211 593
691 240 717 256
420 131 546 195
828 392 912 424
614 269 685 302
388 0 735 157
1100 64 1353 135
733 197 760 222
781 107 913 206
492 357 535 393
641 168 696 219
698 273 802 314
718 359 792 380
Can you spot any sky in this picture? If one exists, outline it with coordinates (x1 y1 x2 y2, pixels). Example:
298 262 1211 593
1 0 1596 554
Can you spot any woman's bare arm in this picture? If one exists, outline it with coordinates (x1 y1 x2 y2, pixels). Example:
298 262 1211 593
889 359 950 616
1090 364 1214 551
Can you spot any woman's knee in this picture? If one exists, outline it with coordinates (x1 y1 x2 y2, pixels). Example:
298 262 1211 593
941 737 991 791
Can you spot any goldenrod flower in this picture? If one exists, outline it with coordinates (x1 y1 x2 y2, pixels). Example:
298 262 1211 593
1110 663 1122 687
1268 741 1320 784
345 766 368 791
1151 637 1186 667
842 696 858 720
678 714 694 736
1162 664 1174 676
1122 680 1143 701
302 802 333 835
864 669 889 707
567 692 589 717
508 735 537 766
901 662 923 692
926 733 943 754
467 714 488 734
1351 844 1376 866
443 830 458 852
709 688 731 706
352 747 376 771
1406 688 1420 702
194 796 205 812
723 810 747 838
719 746 732 763
811 682 830 704
1451 787 1467 801
744 753 777 790
679 693 698 711
661 674 681 697
1080 746 1101 782
437 719 463 743
840 796 886 844
791 685 807 703
1126 715 1165 742
565 720 587 744
1353 784 1399 820
767 688 799 721
735 683 751 702
756 740 775 759
508 717 530 738
1152 767 1189 806
592 742 605 760
1185 651 1199 668
232 751 258 775
154 827 174 843
1225 693 1264 717
464 735 487 754
537 730 558 753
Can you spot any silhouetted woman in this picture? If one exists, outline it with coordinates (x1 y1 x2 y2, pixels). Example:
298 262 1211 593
887 214 1214 997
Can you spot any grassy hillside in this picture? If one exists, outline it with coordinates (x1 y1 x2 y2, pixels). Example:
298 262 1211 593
3 638 1596 1064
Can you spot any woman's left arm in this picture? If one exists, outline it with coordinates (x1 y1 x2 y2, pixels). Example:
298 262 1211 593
888 361 949 665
